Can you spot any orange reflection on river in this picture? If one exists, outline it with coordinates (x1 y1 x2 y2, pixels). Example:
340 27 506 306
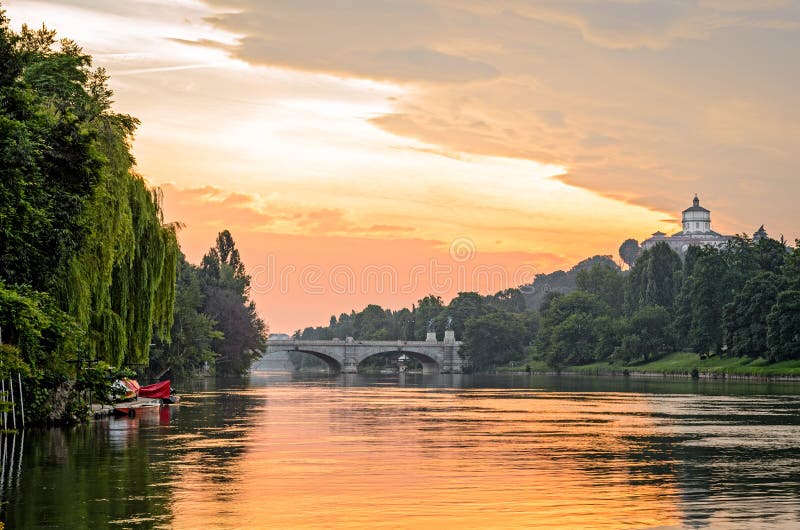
168 385 682 529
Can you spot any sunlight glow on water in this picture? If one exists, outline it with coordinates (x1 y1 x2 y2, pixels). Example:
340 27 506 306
4 373 800 529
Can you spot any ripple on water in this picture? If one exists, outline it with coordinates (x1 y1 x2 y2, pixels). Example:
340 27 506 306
4 375 800 528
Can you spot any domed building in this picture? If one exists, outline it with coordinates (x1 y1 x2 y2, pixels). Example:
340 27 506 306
641 195 731 253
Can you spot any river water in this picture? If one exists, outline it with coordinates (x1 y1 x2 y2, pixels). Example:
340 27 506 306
3 373 800 529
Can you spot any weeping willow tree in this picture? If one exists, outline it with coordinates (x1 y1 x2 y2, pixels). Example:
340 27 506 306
55 72 178 366
0 13 178 368
64 173 178 366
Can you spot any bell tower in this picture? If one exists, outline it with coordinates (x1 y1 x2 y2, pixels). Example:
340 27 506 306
682 194 711 234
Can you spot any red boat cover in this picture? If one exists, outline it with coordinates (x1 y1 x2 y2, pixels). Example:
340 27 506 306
139 380 171 399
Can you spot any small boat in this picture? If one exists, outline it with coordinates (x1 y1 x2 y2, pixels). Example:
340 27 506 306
110 379 179 416
111 398 161 417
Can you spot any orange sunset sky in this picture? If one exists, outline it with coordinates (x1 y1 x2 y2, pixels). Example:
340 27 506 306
6 1 800 333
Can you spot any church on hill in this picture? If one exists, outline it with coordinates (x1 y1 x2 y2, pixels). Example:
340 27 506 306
640 195 732 253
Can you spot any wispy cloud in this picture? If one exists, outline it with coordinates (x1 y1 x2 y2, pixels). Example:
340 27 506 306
7 0 799 329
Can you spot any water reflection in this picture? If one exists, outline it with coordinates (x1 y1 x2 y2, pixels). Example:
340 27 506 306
2 373 800 528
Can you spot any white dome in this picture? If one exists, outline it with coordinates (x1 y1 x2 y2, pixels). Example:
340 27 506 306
681 195 712 234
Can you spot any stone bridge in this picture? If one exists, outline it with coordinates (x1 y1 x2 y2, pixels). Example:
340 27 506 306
262 331 464 374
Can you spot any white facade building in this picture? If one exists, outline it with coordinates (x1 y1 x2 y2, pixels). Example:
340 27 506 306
640 195 731 253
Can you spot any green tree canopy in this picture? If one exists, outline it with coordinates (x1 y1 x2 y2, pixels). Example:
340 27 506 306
626 242 682 312
767 290 800 362
461 311 528 371
0 14 177 367
619 239 639 269
723 272 784 358
200 230 267 376
576 264 625 314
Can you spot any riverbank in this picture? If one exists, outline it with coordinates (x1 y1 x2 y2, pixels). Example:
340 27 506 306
503 352 800 381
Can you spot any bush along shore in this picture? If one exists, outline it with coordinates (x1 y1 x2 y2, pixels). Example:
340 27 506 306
502 352 800 381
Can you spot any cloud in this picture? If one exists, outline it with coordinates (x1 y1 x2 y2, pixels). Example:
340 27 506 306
368 224 416 233
158 183 420 239
16 0 800 267
175 1 800 226
203 0 498 82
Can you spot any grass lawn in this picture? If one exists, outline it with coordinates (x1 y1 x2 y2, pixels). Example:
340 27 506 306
631 352 800 377
496 360 550 372
511 352 800 378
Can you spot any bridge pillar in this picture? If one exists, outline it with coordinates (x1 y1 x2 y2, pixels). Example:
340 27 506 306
342 337 358 374
441 330 463 373
425 331 437 342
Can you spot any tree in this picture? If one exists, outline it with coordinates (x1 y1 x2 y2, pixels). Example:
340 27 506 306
535 291 610 367
148 255 223 379
0 12 178 422
685 250 730 355
461 311 528 371
593 315 628 361
445 292 487 339
354 304 391 339
723 272 783 358
619 239 640 269
331 312 355 339
754 236 788 274
200 231 266 375
413 295 445 339
626 242 682 312
619 306 672 362
540 291 609 325
484 288 526 313
0 15 177 367
576 264 625 314
783 245 800 291
547 313 598 367
767 290 800 362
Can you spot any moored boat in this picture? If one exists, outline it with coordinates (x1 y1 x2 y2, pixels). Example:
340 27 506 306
108 379 179 417
111 397 162 417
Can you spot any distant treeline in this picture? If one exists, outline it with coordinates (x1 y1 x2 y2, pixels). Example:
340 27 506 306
293 289 540 372
0 13 265 423
296 235 800 371
536 236 799 368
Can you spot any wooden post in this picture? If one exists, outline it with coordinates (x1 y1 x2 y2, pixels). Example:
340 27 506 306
0 432 6 492
8 379 15 431
1 379 5 431
17 373 24 428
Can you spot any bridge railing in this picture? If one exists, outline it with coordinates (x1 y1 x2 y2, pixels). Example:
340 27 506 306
266 339 461 347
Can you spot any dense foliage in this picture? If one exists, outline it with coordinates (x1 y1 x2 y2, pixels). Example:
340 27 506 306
522 255 619 310
146 254 222 380
148 231 266 379
0 11 266 422
0 15 180 367
0 12 182 422
534 236 800 368
197 231 266 376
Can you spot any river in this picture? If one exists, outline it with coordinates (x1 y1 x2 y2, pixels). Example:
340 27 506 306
3 373 800 529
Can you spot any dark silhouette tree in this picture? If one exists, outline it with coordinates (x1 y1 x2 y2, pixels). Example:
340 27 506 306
619 239 640 269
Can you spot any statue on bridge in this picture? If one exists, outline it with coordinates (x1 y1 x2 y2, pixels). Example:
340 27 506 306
427 318 436 333
446 316 453 330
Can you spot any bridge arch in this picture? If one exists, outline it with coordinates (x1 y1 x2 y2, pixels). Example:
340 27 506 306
265 348 343 373
262 338 462 374
357 349 441 374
